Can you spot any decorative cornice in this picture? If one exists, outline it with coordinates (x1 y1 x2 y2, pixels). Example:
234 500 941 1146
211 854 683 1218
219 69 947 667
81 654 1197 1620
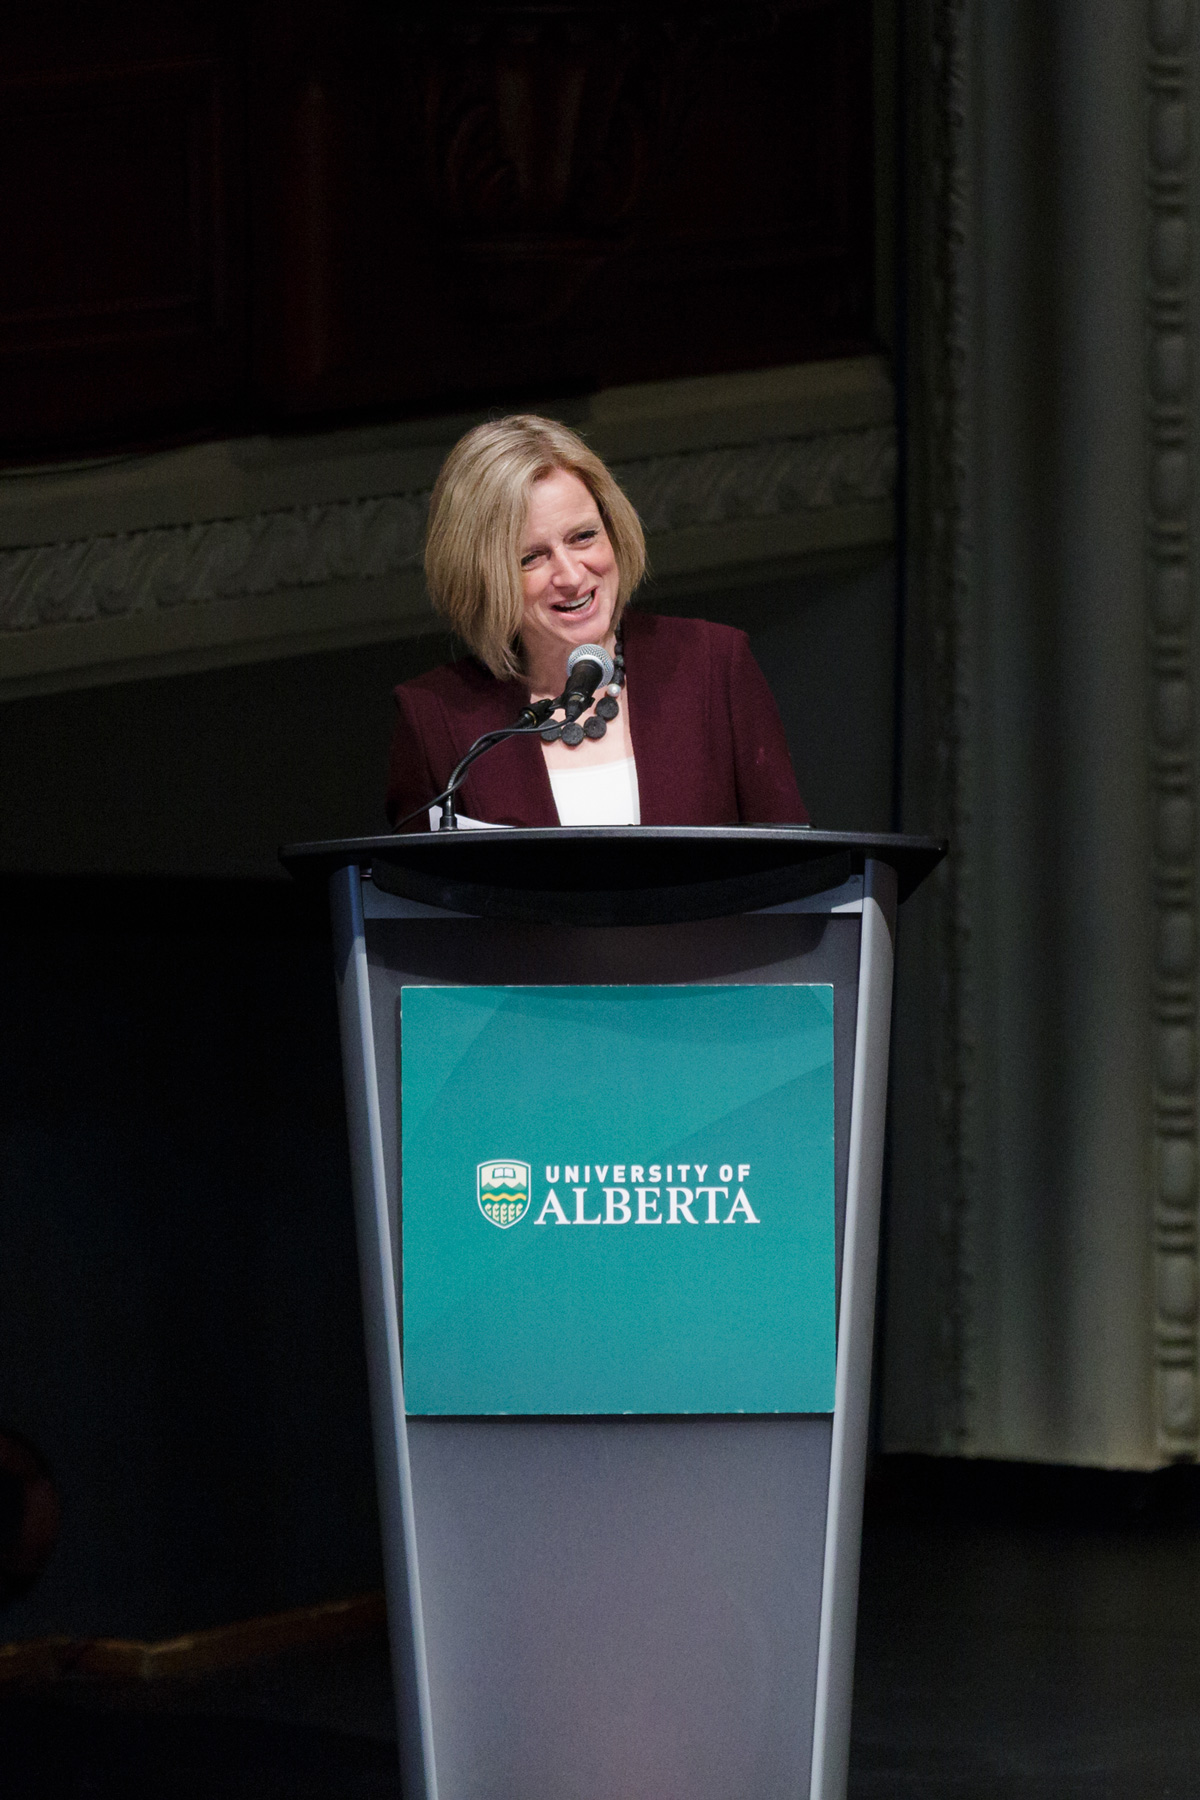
0 493 431 633
1147 0 1199 1456
617 427 895 536
0 493 431 635
0 424 895 639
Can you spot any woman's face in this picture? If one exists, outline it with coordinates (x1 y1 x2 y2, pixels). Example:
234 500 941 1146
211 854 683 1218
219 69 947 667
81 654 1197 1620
518 468 619 675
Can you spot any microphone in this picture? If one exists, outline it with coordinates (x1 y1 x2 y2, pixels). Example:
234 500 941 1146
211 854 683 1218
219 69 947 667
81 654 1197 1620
561 643 615 720
389 648 612 834
514 696 558 729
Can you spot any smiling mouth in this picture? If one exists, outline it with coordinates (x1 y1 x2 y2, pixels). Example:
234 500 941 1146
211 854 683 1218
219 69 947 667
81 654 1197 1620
553 590 595 614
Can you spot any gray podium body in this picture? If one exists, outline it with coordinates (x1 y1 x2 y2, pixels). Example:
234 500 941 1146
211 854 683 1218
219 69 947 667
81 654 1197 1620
284 828 941 1800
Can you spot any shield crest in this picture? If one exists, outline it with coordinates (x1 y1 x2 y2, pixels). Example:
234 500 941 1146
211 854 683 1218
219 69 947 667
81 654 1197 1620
477 1160 531 1229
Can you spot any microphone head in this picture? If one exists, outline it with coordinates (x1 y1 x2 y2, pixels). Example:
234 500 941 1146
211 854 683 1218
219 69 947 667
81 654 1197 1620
566 642 614 685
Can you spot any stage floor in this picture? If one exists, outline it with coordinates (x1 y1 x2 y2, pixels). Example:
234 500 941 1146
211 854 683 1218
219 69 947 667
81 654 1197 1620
852 1456 1200 1799
6 1457 1200 1799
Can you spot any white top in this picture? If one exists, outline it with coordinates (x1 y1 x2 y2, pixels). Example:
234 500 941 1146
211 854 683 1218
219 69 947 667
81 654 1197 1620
548 755 641 826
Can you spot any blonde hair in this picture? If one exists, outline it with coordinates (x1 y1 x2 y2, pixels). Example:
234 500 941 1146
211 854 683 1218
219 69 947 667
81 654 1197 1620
424 414 647 680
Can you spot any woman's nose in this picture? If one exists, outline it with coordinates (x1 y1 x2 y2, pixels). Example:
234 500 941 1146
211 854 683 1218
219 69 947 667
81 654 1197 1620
550 545 583 586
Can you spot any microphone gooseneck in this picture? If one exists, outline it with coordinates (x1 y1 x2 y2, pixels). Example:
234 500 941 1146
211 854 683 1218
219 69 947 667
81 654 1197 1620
561 642 615 721
515 696 558 729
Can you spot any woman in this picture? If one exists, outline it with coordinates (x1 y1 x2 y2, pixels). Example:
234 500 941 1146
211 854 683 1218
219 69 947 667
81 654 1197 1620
386 414 808 830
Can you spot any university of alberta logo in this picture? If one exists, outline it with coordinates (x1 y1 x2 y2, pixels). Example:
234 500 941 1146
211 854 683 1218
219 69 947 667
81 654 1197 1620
478 1160 531 1229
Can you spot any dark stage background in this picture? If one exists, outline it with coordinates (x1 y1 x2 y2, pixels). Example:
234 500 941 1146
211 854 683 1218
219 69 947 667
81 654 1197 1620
6 3 1200 1794
0 0 874 461
0 0 894 1647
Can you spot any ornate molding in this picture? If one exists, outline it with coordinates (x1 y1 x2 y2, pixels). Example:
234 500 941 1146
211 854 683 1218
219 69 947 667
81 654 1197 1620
616 427 894 536
0 425 895 640
896 0 1199 1469
0 493 431 635
1147 0 1199 1456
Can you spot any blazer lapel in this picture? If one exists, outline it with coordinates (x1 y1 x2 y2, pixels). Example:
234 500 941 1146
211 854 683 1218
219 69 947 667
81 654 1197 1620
622 610 677 826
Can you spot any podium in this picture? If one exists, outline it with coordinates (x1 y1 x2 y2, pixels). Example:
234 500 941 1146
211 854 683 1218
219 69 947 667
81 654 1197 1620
283 827 943 1800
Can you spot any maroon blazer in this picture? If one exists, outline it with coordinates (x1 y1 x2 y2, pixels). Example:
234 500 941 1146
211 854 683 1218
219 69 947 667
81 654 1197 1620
385 611 809 830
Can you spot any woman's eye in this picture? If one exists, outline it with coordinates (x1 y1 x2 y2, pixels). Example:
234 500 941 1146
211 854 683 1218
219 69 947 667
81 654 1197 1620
520 552 539 569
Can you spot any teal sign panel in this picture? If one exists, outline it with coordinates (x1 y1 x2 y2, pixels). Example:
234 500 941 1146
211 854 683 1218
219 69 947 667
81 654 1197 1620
400 985 835 1416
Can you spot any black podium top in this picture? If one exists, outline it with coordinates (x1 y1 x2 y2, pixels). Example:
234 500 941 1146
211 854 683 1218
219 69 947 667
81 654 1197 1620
281 828 945 929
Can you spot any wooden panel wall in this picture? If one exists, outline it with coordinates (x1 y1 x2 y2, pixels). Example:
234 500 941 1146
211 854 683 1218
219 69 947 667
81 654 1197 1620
0 0 874 460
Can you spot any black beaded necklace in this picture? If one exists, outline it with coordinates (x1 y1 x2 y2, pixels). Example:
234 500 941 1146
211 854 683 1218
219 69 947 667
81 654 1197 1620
539 626 626 747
